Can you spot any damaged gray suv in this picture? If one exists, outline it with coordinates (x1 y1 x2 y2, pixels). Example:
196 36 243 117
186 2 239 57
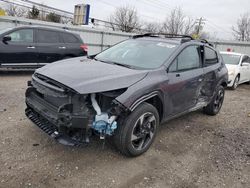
25 33 228 157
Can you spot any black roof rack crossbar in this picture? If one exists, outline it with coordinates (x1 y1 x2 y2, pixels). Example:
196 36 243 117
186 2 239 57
132 33 194 40
199 39 214 47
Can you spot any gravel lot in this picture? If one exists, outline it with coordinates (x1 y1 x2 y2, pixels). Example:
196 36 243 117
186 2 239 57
0 71 250 188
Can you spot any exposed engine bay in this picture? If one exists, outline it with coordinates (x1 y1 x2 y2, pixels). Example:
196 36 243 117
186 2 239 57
25 73 127 146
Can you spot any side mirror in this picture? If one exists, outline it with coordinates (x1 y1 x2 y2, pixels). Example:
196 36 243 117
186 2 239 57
2 36 11 43
241 62 249 66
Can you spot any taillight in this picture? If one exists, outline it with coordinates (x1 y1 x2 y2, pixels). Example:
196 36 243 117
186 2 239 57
80 44 88 52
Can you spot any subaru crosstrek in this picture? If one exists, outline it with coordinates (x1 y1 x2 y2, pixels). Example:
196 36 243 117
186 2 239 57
25 33 228 157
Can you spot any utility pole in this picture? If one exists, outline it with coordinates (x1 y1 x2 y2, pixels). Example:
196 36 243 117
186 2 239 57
195 17 206 35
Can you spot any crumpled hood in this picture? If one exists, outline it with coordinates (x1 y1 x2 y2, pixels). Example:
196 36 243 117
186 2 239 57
35 57 148 94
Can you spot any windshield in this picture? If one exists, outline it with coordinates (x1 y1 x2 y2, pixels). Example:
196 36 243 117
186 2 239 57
95 39 178 69
0 28 13 35
221 54 241 65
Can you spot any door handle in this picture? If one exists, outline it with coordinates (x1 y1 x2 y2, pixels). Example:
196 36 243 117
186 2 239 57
176 73 180 77
59 46 66 49
27 46 35 49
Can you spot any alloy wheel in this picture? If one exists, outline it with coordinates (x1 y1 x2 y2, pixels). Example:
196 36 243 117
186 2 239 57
214 89 224 112
131 112 156 151
233 76 239 89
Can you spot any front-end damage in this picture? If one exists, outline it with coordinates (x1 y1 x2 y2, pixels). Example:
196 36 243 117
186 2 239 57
25 73 128 146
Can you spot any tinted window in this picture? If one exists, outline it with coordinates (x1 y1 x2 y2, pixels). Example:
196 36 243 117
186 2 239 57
62 33 79 43
95 39 178 69
169 45 200 72
205 47 218 66
8 29 33 43
37 30 60 43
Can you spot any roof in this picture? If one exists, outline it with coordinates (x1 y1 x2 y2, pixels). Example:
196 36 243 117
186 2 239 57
4 25 81 37
13 25 68 32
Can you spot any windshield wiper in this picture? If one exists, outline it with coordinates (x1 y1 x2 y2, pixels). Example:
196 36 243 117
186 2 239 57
95 58 133 69
111 62 133 69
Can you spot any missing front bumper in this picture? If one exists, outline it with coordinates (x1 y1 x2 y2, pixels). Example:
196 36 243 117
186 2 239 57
25 108 89 146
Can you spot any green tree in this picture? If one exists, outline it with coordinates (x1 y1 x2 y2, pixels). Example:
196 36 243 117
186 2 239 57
28 6 39 19
46 12 61 23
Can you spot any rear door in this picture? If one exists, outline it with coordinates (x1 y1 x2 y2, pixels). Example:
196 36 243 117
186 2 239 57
202 46 222 98
61 32 86 57
0 28 38 67
166 45 204 115
36 29 65 65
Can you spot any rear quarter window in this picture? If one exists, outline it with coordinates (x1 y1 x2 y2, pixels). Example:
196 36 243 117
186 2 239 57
204 47 218 66
62 33 80 43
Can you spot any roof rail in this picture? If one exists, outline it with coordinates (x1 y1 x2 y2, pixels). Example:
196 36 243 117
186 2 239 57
199 39 214 47
132 33 194 40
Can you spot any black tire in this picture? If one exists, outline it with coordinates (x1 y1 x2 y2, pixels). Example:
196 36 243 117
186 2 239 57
203 85 225 116
231 75 240 90
112 102 159 157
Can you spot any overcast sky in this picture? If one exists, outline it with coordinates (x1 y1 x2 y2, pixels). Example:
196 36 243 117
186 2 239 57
25 0 250 39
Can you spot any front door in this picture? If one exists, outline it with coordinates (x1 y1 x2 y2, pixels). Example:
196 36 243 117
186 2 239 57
0 28 38 67
166 45 204 116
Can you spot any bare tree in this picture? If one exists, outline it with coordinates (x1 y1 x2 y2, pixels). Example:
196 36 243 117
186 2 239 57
183 17 196 35
108 5 141 32
5 2 27 17
162 7 195 35
142 22 161 33
232 13 250 41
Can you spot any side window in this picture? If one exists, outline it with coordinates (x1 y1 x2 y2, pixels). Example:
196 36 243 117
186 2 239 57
37 30 60 43
169 59 177 72
204 47 218 66
169 45 200 72
242 56 250 63
247 56 250 63
8 29 33 43
62 33 79 43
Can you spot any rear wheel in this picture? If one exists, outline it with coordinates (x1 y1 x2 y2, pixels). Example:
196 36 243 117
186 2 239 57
112 103 159 157
204 85 225 116
232 75 240 90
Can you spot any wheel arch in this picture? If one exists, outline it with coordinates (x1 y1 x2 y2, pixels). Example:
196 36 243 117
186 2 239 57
221 81 227 88
144 96 164 122
129 92 164 122
236 72 240 78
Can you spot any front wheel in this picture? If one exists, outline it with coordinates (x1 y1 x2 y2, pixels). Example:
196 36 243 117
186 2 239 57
232 75 240 90
203 85 225 116
112 103 159 157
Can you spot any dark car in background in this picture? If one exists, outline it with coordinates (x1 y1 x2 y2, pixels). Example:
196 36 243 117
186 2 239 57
0 26 88 69
25 33 228 157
